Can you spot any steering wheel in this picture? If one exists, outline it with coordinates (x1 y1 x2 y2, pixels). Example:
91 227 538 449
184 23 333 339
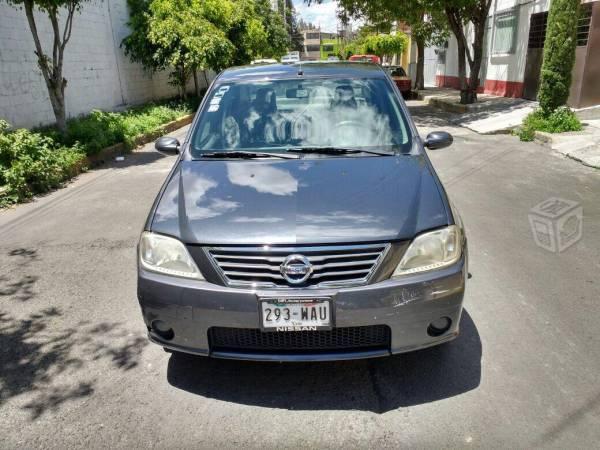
334 119 363 131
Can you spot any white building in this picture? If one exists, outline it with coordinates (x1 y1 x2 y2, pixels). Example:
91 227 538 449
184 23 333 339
426 0 600 108
0 0 208 129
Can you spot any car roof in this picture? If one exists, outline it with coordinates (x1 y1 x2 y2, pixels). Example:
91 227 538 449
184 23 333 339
216 62 387 83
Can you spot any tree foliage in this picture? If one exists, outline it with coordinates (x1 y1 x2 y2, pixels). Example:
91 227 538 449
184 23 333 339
123 0 290 97
361 33 409 61
321 0 490 103
3 0 91 133
277 0 304 52
537 0 579 114
320 0 447 90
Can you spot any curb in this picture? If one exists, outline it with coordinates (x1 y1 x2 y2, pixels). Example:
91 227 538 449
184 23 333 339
84 113 195 168
0 113 195 208
534 130 600 169
533 130 553 146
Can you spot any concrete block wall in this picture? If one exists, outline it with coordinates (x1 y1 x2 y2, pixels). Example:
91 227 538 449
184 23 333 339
0 0 209 129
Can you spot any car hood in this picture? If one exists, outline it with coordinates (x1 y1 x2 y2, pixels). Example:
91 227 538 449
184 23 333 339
151 156 449 245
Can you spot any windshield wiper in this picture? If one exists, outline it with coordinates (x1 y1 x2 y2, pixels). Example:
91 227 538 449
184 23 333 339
198 151 299 160
285 147 395 156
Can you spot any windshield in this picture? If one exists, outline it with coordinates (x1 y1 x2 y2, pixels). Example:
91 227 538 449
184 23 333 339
190 77 413 157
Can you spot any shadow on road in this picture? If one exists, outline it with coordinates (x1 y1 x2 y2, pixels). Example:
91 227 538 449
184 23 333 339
103 148 169 170
0 248 40 302
408 104 453 130
166 310 481 413
0 306 148 419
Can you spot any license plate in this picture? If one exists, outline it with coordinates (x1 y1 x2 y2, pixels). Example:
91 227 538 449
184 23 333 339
259 298 332 331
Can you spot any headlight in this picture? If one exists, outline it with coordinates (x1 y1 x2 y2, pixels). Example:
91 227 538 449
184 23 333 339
139 232 204 279
393 225 462 276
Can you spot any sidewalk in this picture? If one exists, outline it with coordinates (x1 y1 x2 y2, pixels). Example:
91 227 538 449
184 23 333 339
417 87 600 169
535 120 600 169
417 88 536 134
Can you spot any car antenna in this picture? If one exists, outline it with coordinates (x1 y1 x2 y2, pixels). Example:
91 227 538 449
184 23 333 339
297 60 303 76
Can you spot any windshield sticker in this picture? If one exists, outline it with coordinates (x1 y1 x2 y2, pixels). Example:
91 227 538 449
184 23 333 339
208 104 219 112
210 97 221 105
214 86 230 98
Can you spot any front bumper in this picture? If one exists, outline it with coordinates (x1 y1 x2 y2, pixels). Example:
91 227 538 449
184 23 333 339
138 256 467 361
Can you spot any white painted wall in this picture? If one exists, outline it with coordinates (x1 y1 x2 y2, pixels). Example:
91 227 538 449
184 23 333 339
0 0 209 129
429 0 551 85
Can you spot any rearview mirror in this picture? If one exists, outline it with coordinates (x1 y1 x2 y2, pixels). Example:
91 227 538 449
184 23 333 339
155 136 180 154
424 131 453 150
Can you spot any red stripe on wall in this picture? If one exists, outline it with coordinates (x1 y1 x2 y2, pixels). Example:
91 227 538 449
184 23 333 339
435 75 524 98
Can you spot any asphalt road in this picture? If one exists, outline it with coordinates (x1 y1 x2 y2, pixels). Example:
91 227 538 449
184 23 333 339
1 102 599 448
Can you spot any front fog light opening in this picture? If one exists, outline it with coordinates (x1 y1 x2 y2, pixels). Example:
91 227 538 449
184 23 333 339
427 316 452 337
151 320 174 341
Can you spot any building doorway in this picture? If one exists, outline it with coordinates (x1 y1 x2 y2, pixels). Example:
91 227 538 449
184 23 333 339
522 11 548 100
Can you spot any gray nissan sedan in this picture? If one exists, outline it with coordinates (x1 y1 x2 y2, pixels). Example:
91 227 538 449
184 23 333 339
138 62 467 361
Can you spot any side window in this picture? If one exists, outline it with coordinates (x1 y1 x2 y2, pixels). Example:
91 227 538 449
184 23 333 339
493 8 519 54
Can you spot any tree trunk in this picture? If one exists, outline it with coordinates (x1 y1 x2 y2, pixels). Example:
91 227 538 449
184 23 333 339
446 8 473 104
48 84 67 133
180 64 187 100
23 0 73 134
415 36 425 91
203 70 210 89
466 21 486 104
193 69 200 98
456 34 470 103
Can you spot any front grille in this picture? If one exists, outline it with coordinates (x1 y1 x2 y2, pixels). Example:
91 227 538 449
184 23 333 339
206 243 389 288
208 326 391 354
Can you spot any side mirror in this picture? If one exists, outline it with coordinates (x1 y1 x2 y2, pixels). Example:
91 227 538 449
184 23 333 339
155 136 180 154
424 131 453 150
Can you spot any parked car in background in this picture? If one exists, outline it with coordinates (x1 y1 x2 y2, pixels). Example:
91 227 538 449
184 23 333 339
140 62 466 362
348 54 381 64
281 51 300 64
388 66 412 97
251 58 278 65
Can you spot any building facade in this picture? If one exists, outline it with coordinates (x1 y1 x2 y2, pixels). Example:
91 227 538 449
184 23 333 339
0 0 208 129
428 0 600 108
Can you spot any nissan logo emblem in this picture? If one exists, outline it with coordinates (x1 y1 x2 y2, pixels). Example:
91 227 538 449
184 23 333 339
280 254 313 284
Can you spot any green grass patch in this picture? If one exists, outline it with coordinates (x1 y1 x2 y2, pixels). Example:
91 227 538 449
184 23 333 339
517 107 583 142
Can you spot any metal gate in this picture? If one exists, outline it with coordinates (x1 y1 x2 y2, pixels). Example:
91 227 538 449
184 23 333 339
523 12 548 100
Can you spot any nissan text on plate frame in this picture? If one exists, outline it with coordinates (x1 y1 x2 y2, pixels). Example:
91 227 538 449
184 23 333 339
137 62 467 362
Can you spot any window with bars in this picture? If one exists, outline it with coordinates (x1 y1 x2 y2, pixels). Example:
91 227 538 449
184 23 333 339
577 4 593 47
528 12 548 49
493 8 519 54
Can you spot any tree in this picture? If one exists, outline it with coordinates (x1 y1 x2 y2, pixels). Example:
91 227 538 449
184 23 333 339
277 0 303 52
314 0 490 103
317 0 447 91
123 0 289 97
362 33 409 62
4 0 91 133
442 0 492 104
537 0 579 114
251 0 290 59
146 0 235 98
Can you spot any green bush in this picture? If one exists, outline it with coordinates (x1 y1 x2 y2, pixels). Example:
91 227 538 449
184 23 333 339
46 97 198 155
537 0 579 113
0 120 86 207
1 97 198 207
517 107 583 141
